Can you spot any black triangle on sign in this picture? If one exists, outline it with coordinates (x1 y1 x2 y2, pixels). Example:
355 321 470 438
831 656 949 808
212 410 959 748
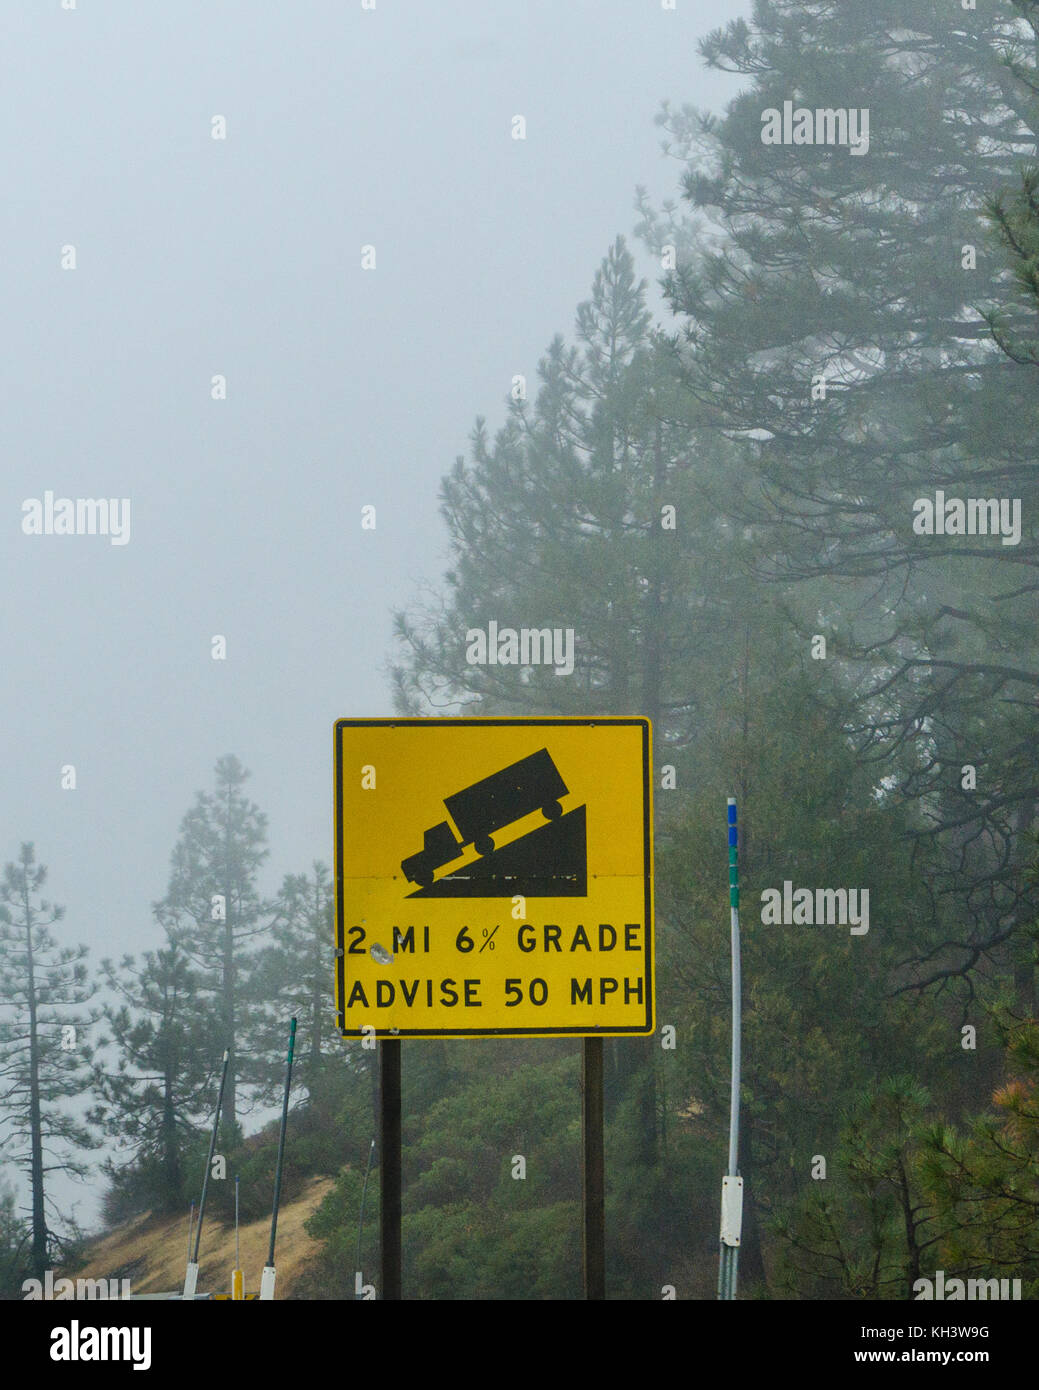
407 805 587 898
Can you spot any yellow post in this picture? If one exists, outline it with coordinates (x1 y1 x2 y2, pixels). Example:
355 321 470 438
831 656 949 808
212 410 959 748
231 1173 243 1299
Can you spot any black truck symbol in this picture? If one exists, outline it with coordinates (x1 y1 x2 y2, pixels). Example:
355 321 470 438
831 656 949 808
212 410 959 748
401 748 569 888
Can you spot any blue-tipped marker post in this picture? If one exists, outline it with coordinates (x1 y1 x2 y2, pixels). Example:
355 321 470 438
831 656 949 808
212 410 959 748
718 798 743 1299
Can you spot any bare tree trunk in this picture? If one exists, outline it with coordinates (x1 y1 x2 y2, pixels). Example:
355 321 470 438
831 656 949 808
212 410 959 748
222 782 237 1137
223 913 236 1138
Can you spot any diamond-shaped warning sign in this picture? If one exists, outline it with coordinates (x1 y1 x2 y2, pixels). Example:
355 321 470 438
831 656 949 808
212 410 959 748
334 717 654 1038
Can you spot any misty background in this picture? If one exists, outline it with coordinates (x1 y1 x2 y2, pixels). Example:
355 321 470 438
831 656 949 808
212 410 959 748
1 1 749 1231
5 0 1039 1306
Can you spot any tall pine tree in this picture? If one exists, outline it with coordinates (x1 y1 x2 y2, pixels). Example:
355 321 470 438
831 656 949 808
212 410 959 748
393 237 760 1176
0 844 98 1279
251 862 351 1106
638 0 1039 1006
154 755 275 1139
90 942 219 1218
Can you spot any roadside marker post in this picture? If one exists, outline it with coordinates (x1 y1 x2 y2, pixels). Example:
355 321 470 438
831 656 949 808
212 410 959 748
718 799 743 1300
260 1018 297 1301
183 1049 229 1302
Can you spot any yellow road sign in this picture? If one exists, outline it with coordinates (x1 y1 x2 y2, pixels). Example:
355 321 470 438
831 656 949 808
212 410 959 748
334 717 654 1039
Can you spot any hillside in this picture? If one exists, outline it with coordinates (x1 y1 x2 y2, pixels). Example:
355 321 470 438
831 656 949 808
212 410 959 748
64 1175 335 1300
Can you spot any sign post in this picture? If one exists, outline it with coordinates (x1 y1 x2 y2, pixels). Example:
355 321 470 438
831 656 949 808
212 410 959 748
334 717 654 1298
582 1036 605 1299
379 1039 402 1301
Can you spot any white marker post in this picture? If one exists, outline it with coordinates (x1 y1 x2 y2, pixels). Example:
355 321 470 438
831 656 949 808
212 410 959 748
718 799 743 1299
183 1049 230 1301
181 1203 197 1299
260 1018 297 1301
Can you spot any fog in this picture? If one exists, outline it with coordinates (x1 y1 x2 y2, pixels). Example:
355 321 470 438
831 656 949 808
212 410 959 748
2 0 749 1235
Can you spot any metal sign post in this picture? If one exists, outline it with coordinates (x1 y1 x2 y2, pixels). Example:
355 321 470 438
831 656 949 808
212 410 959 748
380 1039 402 1300
582 1036 605 1299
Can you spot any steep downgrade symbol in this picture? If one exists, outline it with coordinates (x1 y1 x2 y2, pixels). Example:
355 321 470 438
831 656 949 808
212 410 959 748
399 748 587 898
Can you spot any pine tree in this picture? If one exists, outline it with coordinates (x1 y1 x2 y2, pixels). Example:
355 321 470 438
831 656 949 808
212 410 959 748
985 166 1039 364
918 951 1039 1291
90 942 219 1217
0 1181 30 1299
153 755 275 1139
251 862 351 1105
638 0 1039 1003
0 844 99 1279
393 235 749 748
985 2 1039 363
773 1077 941 1299
656 660 943 1293
393 237 761 1174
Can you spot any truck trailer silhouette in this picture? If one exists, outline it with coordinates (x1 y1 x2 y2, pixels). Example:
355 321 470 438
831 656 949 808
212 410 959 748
401 748 569 887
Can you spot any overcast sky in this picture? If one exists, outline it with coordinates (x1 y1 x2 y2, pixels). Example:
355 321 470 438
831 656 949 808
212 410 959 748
1 0 749 1229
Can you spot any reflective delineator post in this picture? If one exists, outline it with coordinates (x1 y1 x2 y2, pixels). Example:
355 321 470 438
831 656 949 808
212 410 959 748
184 1049 230 1301
260 1017 296 1301
356 1137 376 1299
183 1203 197 1302
718 798 743 1300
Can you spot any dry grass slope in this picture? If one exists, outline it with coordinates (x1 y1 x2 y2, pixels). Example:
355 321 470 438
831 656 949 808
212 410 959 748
65 1175 335 1300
